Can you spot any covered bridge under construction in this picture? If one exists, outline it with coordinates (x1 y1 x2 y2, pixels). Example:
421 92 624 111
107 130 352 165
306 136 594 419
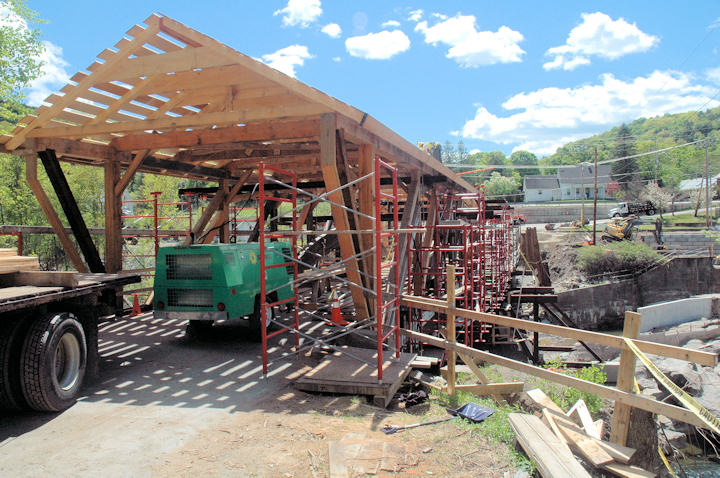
0 14 521 383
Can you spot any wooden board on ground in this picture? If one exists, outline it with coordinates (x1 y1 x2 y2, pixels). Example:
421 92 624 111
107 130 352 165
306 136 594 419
526 388 565 414
567 399 600 439
294 346 416 407
454 382 524 395
509 413 591 478
601 462 656 478
410 355 439 369
556 421 614 467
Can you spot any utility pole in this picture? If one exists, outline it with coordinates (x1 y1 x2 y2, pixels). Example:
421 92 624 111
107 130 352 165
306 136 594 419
580 162 585 225
593 147 599 245
654 138 658 183
706 139 711 229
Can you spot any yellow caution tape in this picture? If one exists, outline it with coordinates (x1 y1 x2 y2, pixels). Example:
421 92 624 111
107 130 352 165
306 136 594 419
624 337 720 435
633 378 641 394
658 445 678 478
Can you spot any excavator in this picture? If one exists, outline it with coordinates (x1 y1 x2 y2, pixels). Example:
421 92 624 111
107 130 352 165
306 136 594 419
601 215 664 245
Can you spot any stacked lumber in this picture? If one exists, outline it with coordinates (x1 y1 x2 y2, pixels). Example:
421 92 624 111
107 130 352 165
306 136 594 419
0 253 40 274
517 388 656 478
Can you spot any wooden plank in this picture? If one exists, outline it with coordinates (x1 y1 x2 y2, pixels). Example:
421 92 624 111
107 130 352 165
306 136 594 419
0 285 64 302
453 382 524 395
27 104 330 139
610 311 642 446
556 421 614 467
25 155 88 273
0 249 17 256
457 351 505 404
319 114 369 320
567 399 600 439
357 144 375 311
401 295 717 367
5 16 162 150
545 409 635 465
4 271 78 288
508 413 591 478
111 46 234 81
601 463 656 478
401 327 710 429
526 388 565 414
542 408 572 453
594 419 604 438
39 149 105 273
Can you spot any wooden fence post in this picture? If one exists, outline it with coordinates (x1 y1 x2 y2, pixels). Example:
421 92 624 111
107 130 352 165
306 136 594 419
447 265 456 395
609 311 642 446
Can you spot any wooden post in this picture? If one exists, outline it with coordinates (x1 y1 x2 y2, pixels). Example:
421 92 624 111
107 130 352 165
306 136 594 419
357 144 375 312
447 265 456 395
609 311 642 446
533 301 540 365
319 113 369 319
104 157 122 273
218 179 230 243
25 155 88 273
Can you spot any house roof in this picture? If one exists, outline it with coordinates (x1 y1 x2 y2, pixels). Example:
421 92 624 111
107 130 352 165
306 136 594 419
679 174 720 191
0 13 472 190
524 175 559 190
557 164 612 186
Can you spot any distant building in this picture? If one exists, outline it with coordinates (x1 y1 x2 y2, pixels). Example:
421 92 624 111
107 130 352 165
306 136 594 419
678 174 720 192
523 164 614 203
523 176 560 202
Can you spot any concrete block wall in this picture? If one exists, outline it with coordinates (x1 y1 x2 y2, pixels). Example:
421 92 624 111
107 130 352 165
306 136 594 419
637 295 718 332
555 256 720 329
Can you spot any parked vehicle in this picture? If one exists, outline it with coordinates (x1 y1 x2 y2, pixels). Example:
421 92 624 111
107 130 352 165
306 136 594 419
153 242 294 339
0 272 139 412
608 201 655 218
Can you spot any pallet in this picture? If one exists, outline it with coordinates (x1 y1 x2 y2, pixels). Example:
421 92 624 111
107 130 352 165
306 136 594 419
294 346 416 407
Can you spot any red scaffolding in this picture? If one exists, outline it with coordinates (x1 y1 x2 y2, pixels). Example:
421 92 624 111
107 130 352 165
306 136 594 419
256 158 400 381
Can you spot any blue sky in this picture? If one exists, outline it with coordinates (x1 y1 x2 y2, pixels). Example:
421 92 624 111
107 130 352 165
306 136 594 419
15 1 720 157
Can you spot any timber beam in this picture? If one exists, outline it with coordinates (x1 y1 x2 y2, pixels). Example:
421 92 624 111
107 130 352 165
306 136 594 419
110 119 322 152
319 113 370 319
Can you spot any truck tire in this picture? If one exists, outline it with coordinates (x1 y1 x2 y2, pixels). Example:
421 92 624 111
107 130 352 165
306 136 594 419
20 312 87 412
613 213 621 218
185 320 214 339
0 317 30 410
248 296 274 342
646 208 655 216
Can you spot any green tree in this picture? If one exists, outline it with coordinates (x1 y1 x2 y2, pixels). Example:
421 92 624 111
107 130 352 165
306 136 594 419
509 150 540 177
442 140 456 163
0 0 44 101
482 171 519 198
611 124 638 195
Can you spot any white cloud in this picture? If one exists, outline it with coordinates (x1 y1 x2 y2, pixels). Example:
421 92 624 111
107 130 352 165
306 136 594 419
261 45 313 77
415 14 525 67
274 0 322 28
345 30 410 60
706 67 720 84
0 4 70 106
544 12 659 71
381 20 400 28
407 9 423 22
26 41 71 106
332 56 341 63
321 23 341 38
459 71 718 155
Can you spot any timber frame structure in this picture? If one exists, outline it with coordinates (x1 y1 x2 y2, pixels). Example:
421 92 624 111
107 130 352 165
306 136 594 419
0 13 472 281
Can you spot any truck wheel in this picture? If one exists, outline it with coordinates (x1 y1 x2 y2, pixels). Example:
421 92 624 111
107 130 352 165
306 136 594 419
0 317 30 410
185 320 214 339
613 213 621 218
20 312 87 412
248 296 274 342
647 209 655 215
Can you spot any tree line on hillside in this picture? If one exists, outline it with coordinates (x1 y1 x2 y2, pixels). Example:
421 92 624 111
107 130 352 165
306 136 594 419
436 106 720 201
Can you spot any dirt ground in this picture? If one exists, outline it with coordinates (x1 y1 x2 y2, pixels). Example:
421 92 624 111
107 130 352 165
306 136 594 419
0 313 517 477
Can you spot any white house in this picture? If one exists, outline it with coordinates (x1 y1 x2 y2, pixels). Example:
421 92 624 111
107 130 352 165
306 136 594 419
523 176 560 202
523 164 614 203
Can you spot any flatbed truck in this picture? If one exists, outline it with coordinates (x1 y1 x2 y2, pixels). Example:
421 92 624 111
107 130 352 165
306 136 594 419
0 271 139 412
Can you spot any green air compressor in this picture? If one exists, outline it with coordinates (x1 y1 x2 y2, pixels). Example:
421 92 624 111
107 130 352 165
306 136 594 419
153 242 294 339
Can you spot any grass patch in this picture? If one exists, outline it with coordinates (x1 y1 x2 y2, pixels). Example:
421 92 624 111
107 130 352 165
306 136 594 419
427 374 534 473
577 241 661 278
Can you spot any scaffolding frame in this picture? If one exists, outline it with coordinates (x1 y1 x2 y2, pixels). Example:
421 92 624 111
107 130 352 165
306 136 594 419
257 158 400 381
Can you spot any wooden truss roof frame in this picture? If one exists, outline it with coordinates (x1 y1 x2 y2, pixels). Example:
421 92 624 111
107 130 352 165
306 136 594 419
1 13 473 191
